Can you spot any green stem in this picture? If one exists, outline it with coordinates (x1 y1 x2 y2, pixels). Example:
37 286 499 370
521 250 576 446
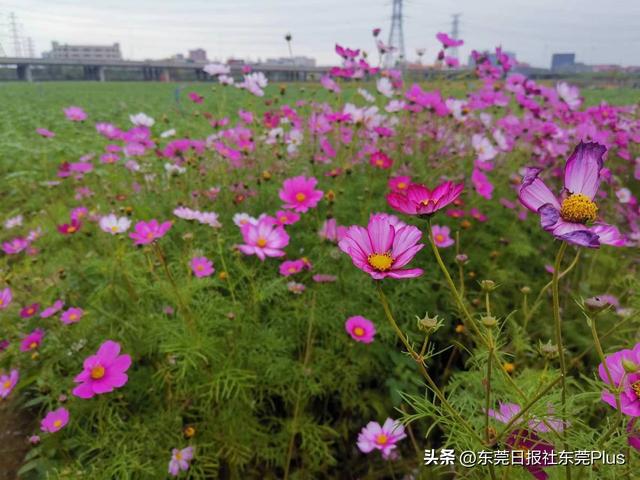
154 243 195 332
551 241 570 480
376 283 484 445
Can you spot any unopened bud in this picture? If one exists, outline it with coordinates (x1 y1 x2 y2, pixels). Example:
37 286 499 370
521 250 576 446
455 254 469 264
480 280 497 292
417 312 441 333
481 315 497 328
521 286 531 295
584 296 608 312
622 359 639 374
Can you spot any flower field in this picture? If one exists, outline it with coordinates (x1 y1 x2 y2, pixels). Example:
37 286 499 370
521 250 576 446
0 41 639 479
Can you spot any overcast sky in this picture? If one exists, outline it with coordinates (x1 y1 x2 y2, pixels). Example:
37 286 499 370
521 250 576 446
1 0 639 68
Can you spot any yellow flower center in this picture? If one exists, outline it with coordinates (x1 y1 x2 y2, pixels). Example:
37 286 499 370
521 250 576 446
280 216 288 223
69 314 77 321
146 232 154 239
0 299 3 306
288 267 296 273
435 234 445 243
560 193 598 223
376 434 388 445
295 192 306 202
632 381 640 399
53 419 62 428
257 237 267 247
29 341 38 349
367 252 394 272
175 452 183 460
397 182 407 190
420 198 435 206
67 226 76 233
376 159 384 166
111 226 119 232
90 365 105 380
27 308 34 315
3 380 11 388
353 327 365 337
196 265 204 271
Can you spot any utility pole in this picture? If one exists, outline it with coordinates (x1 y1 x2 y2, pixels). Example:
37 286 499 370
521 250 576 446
9 12 22 57
27 37 34 57
450 13 461 60
385 0 406 67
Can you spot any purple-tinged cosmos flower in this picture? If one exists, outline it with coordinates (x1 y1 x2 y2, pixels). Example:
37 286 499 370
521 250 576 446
279 176 324 213
599 343 640 416
519 142 621 248
20 303 40 319
40 300 64 318
58 219 82 235
339 213 424 279
72 340 131 399
436 32 463 48
64 106 87 122
431 225 455 248
168 446 194 476
357 418 406 458
29 435 40 444
41 407 69 433
275 210 300 226
2 237 29 255
36 128 55 138
287 281 306 294
20 328 44 352
279 259 306 277
129 220 172 245
387 181 464 217
237 217 289 261
0 287 12 310
61 307 84 325
190 256 214 278
0 369 19 398
345 316 376 343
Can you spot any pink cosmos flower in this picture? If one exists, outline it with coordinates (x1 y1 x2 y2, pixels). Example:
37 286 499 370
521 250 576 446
36 128 55 138
387 181 464 217
20 303 40 319
431 225 454 248
64 106 87 122
339 213 424 279
20 328 44 352
0 287 12 310
129 220 172 245
191 256 214 277
2 237 29 255
370 151 393 169
471 168 494 199
318 218 347 242
275 210 300 226
345 316 376 343
287 281 306 294
40 300 64 318
279 259 306 277
436 32 463 48
279 176 324 213
357 418 406 458
72 340 132 399
168 446 194 477
599 342 640 416
0 369 19 398
61 307 84 325
518 142 620 248
388 176 411 193
238 217 289 261
41 407 69 433
188 92 203 104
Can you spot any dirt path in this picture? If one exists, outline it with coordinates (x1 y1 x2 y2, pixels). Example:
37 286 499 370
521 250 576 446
0 400 33 480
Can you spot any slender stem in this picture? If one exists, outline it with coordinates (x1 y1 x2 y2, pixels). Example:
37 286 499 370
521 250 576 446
376 283 484 445
215 233 237 303
551 241 570 480
154 243 195 331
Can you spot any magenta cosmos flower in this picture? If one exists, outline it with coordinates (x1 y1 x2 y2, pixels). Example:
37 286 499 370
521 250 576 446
345 316 376 343
279 176 324 213
61 307 84 325
238 217 289 261
387 181 464 217
129 220 172 245
41 407 69 433
0 369 19 398
41 299 64 318
190 256 214 277
169 446 194 477
0 287 12 310
339 213 424 279
519 142 621 248
599 342 640 416
20 328 44 352
72 340 132 399
357 418 406 458
20 303 40 318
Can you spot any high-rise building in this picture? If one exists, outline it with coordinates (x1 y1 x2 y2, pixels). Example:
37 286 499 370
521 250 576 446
188 49 207 62
551 53 575 71
43 42 122 60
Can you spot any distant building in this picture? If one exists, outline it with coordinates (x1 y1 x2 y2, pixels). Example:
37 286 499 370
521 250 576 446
227 58 246 67
551 53 575 71
43 42 122 60
188 49 207 62
467 51 516 67
263 56 316 67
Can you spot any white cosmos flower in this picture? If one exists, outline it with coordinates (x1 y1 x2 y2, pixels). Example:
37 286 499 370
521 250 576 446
99 214 131 235
129 112 155 127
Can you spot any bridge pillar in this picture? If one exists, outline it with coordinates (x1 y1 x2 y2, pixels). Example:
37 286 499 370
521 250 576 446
98 66 106 82
17 64 33 82
160 68 171 82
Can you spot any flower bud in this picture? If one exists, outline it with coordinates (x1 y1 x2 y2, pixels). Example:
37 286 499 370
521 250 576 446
480 280 497 292
584 296 608 312
481 315 497 328
455 253 469 264
520 286 531 295
417 312 441 333
622 359 639 374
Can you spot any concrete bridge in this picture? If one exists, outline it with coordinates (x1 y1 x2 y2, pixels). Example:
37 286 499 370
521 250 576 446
0 57 331 82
